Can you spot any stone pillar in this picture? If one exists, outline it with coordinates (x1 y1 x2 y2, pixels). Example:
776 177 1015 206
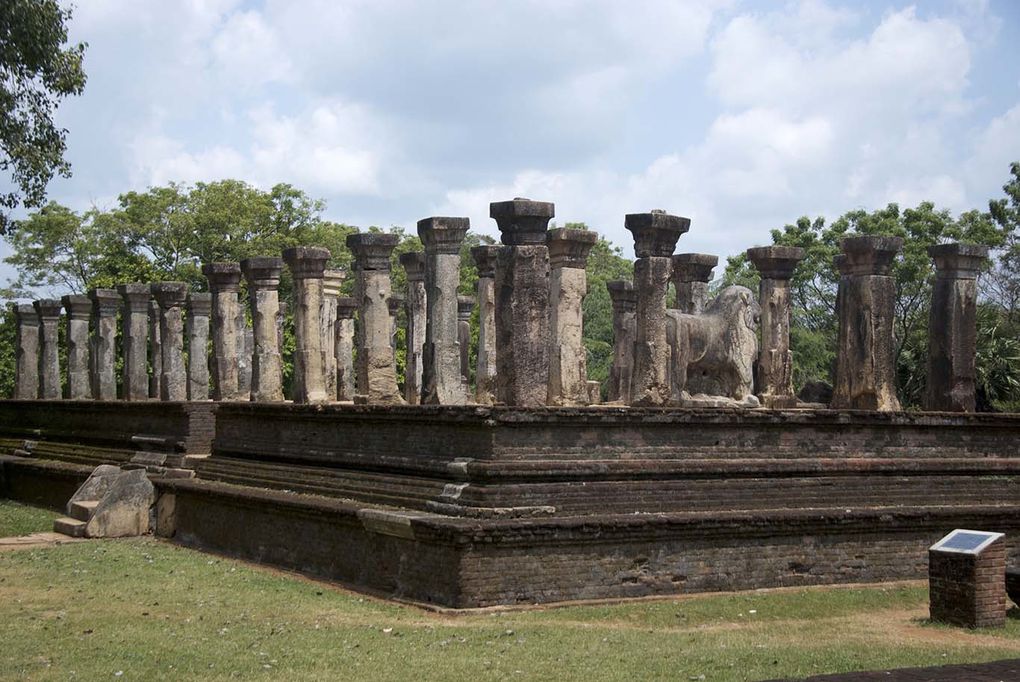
203 262 242 401
491 198 554 407
151 282 189 402
457 295 474 386
925 243 988 412
627 210 689 406
89 289 121 401
746 246 805 409
470 245 499 405
276 301 287 367
13 304 40 400
418 217 470 405
242 257 285 403
238 315 253 399
547 228 598 406
671 253 718 314
62 295 92 399
33 299 62 399
321 269 345 401
283 246 331 404
185 293 211 400
399 251 427 404
118 284 150 401
346 234 403 404
832 236 903 411
388 294 403 352
148 299 162 399
606 281 636 404
335 297 357 401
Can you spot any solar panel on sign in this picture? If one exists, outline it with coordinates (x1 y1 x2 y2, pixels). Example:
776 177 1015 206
939 532 993 552
930 529 1003 555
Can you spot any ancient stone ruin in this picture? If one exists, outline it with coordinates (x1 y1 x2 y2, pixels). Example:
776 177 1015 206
1 198 1015 609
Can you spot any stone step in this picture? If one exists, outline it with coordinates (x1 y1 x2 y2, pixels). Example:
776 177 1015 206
53 517 87 538
69 500 99 522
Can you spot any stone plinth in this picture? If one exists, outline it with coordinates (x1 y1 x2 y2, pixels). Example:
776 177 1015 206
13 304 40 400
626 210 690 406
399 251 426 404
925 243 988 412
491 198 555 407
33 299 63 400
457 295 474 386
62 295 92 399
346 234 403 404
547 228 597 406
832 236 902 411
671 253 718 314
186 293 211 400
151 282 189 402
335 297 357 401
929 530 1006 629
418 217 470 405
471 245 499 405
606 280 636 404
283 246 331 404
242 257 285 403
321 269 346 401
203 262 243 401
118 284 150 401
89 289 121 401
747 245 805 409
148 300 162 399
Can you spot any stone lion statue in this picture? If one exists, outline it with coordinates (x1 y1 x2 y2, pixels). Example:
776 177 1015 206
667 285 761 407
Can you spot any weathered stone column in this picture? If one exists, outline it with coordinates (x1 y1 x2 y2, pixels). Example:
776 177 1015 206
470 245 499 405
62 295 92 399
606 280 636 404
148 299 162 399
746 246 805 408
33 299 62 399
388 294 403 352
457 295 474 386
276 301 287 369
627 210 689 406
185 293 211 400
283 246 331 403
13 304 40 399
118 285 150 401
491 198 554 407
399 251 427 404
547 228 597 406
89 289 121 401
925 243 988 412
320 269 345 401
671 253 718 314
346 234 403 404
238 316 253 399
203 262 242 401
335 296 357 401
151 282 189 402
418 217 469 405
242 257 285 402
832 236 903 411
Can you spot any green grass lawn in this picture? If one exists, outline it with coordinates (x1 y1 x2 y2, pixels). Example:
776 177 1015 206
1 505 1018 681
0 499 59 536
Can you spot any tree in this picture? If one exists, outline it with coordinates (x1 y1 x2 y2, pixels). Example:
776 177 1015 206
724 198 1009 406
0 0 87 233
986 162 1020 323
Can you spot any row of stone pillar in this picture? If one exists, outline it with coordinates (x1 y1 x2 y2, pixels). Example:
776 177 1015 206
604 229 988 412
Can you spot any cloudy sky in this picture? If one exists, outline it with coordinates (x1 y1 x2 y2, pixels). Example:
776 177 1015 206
5 0 1020 281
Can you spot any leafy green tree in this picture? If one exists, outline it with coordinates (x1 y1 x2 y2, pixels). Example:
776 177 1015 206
987 162 1020 323
724 201 1005 405
0 0 87 233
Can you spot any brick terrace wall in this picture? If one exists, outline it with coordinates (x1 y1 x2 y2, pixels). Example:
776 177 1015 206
0 401 217 467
